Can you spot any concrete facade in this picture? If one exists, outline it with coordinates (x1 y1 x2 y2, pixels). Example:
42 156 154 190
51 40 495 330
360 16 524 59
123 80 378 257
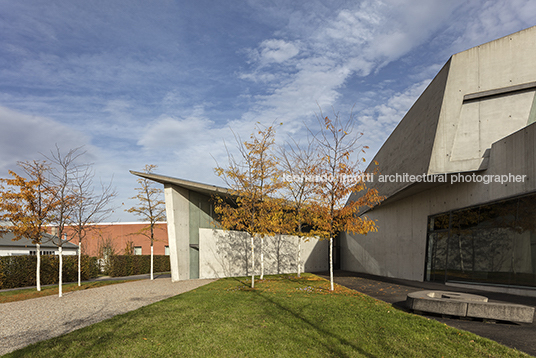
344 26 536 295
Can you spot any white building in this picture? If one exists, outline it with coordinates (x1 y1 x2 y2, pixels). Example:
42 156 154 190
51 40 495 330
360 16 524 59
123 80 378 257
0 231 78 256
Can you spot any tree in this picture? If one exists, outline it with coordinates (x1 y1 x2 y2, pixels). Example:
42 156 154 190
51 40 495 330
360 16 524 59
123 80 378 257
279 137 319 277
1 148 116 295
309 109 383 291
0 160 58 291
127 164 166 280
61 152 116 286
46 147 82 297
46 145 117 296
214 123 282 288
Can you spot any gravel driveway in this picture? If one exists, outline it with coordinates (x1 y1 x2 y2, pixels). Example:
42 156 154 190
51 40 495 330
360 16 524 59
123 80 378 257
0 277 215 356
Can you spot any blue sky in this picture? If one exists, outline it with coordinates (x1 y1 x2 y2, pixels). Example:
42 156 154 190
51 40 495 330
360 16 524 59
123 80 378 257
1 0 535 221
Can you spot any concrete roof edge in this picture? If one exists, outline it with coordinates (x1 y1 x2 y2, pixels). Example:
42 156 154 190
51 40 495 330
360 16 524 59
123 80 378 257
129 171 234 197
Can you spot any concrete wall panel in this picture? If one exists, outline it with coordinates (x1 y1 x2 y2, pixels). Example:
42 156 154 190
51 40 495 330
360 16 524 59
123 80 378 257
164 184 190 281
199 228 328 279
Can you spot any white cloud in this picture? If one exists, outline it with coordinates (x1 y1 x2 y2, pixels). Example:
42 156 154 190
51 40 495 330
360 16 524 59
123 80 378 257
257 39 300 65
448 0 536 54
0 106 91 174
237 0 464 130
138 109 216 151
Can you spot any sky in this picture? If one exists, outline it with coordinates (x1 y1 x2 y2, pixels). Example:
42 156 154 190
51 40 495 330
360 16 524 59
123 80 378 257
1 0 535 222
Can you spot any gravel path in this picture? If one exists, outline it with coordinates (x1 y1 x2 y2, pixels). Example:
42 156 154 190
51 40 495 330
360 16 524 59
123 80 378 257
0 277 215 356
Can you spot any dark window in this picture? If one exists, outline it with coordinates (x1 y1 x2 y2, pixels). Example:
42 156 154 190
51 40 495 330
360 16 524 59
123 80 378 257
426 192 536 288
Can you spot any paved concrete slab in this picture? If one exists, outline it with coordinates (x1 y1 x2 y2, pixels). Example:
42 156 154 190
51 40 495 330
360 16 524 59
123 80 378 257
466 301 535 324
406 290 534 323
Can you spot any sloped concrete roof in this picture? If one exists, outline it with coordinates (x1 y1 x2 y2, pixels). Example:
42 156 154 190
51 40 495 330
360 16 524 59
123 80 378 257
130 171 234 198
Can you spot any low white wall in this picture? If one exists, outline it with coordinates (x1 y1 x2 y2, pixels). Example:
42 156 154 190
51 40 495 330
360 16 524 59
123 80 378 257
199 228 329 279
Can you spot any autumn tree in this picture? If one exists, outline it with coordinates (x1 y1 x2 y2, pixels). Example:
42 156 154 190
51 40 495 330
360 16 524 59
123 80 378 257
309 109 383 291
46 146 84 297
214 123 282 287
0 160 58 291
61 152 116 286
45 146 117 296
279 137 319 277
127 164 166 280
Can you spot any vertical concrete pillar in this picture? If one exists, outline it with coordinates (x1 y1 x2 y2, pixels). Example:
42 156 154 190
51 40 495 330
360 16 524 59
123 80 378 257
164 184 190 281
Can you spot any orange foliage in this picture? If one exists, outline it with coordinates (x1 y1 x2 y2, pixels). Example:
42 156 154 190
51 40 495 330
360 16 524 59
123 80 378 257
214 124 283 238
0 161 58 244
309 112 383 241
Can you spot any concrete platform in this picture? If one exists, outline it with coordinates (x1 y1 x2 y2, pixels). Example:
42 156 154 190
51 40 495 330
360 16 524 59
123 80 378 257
406 290 535 323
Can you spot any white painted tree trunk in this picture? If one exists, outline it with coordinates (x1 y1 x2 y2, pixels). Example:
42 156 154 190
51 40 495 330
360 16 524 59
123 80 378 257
78 241 81 286
260 236 264 280
59 246 63 297
329 237 334 291
150 244 154 280
36 243 41 291
297 238 301 278
251 235 255 288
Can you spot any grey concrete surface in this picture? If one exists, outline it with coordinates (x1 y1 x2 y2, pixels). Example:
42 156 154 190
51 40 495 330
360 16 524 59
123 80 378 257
466 301 535 324
0 277 215 356
406 290 534 323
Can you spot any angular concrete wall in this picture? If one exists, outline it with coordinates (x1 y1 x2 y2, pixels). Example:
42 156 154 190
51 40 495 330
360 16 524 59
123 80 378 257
430 26 536 174
343 123 536 282
345 27 536 291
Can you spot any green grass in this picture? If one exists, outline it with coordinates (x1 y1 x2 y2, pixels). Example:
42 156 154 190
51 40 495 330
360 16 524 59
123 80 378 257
3 274 532 357
0 280 137 303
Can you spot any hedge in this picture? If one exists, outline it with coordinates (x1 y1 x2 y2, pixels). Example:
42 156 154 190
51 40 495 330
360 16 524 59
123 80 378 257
107 255 170 277
0 255 99 289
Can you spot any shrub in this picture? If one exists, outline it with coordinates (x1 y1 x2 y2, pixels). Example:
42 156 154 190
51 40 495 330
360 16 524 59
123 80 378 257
0 255 99 289
107 255 170 277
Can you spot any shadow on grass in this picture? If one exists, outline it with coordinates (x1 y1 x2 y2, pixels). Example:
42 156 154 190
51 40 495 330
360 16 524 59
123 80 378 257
229 275 377 358
260 292 376 357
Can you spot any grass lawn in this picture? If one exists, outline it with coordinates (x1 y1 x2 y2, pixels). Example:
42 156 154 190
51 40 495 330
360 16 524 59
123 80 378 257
3 274 532 357
0 280 136 303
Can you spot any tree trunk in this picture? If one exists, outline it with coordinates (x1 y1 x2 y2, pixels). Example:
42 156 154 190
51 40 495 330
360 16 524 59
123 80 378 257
78 241 81 286
36 243 41 291
59 246 63 297
329 237 334 291
251 235 255 288
260 236 264 280
297 238 301 278
150 244 154 280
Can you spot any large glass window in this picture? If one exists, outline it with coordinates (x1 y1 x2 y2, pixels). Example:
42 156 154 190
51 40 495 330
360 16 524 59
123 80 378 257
426 192 536 288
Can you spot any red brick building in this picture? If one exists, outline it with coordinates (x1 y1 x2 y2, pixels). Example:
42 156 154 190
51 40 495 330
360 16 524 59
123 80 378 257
51 222 169 257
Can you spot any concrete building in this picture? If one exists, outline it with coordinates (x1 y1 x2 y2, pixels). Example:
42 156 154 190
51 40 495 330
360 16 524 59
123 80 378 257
344 26 536 296
130 171 329 282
